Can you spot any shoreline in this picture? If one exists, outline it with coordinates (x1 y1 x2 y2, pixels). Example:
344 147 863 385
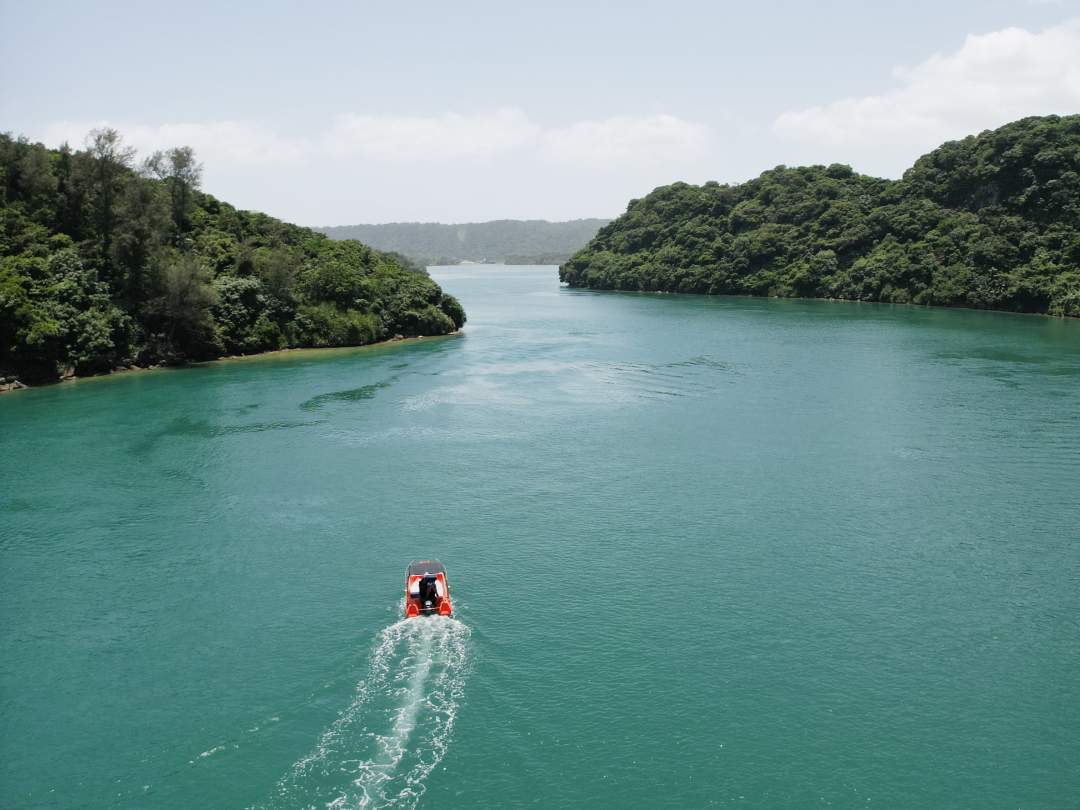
0 331 462 395
560 284 1080 320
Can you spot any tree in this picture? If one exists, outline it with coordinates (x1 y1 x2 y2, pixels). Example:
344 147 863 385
14 139 58 201
83 128 136 265
144 147 202 241
54 143 87 240
439 294 466 329
111 177 170 307
148 252 219 359
38 249 128 374
0 247 127 379
561 116 1080 317
1 128 468 383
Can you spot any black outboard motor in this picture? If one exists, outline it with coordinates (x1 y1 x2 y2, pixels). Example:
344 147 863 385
419 575 438 610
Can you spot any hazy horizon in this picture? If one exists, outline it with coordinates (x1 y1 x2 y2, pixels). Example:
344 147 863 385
3 0 1079 226
315 216 609 228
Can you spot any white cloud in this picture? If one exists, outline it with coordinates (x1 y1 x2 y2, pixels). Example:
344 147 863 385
541 114 711 169
323 109 711 168
43 120 310 167
773 20 1080 169
37 111 716 222
43 110 712 171
324 108 539 162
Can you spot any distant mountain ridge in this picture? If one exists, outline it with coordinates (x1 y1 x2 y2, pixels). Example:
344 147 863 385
317 218 610 266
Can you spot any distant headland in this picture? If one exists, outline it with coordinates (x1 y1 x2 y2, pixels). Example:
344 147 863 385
561 115 1080 317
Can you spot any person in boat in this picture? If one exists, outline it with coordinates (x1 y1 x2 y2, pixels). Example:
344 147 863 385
419 575 439 607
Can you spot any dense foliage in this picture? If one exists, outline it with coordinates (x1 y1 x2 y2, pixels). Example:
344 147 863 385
319 218 610 266
561 116 1080 316
1 130 465 383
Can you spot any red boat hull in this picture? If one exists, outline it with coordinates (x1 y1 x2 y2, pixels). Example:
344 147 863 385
404 563 453 618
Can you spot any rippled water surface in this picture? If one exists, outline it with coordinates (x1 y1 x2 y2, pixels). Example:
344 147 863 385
2 266 1079 808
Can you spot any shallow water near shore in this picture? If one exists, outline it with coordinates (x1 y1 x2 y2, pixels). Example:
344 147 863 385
2 266 1079 808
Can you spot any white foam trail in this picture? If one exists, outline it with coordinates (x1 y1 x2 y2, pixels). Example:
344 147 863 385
265 616 470 810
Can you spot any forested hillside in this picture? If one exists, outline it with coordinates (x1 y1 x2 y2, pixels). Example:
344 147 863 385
561 116 1080 316
319 218 610 266
1 130 465 385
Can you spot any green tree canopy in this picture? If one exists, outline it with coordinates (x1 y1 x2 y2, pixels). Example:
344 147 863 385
0 130 465 383
561 115 1080 317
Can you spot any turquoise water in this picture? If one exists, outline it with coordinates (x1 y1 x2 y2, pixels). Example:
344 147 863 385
2 266 1079 808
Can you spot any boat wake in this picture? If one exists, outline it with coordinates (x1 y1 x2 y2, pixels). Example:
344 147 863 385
268 617 470 809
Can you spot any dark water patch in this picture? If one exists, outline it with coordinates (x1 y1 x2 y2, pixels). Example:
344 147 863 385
157 466 209 488
934 347 1080 372
299 379 396 412
128 417 318 457
1 497 38 513
663 354 740 372
162 417 315 439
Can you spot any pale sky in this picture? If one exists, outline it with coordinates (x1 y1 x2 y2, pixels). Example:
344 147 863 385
2 0 1079 225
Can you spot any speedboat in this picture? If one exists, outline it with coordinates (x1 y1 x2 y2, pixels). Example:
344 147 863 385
404 560 453 617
